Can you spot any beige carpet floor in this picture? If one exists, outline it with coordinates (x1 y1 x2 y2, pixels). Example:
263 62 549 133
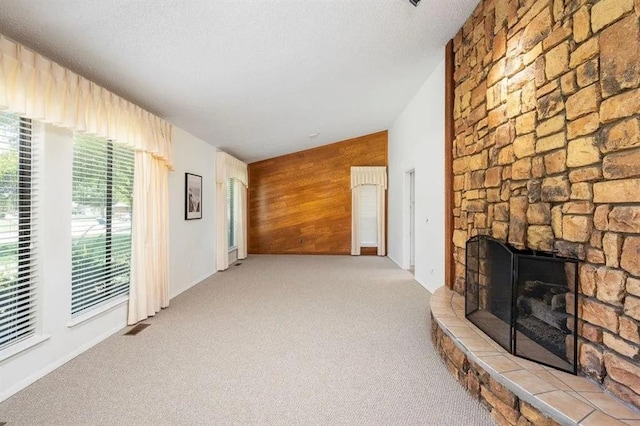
0 255 494 425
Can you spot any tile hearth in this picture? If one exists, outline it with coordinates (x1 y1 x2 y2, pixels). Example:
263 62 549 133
430 287 640 426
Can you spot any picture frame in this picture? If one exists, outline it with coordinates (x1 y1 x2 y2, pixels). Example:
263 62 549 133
185 173 203 220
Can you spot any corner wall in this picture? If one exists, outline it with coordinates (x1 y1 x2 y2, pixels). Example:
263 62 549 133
451 0 640 409
388 55 446 293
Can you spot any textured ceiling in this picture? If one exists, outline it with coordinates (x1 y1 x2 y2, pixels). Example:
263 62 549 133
0 0 478 162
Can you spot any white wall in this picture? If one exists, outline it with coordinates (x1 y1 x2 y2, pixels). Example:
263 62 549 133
168 127 217 298
0 124 217 402
388 52 446 294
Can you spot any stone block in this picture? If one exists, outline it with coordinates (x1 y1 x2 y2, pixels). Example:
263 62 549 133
522 42 543 66
561 72 579 100
609 207 640 233
596 266 627 304
576 58 599 88
600 88 640 123
594 179 640 203
561 201 594 215
543 150 566 174
541 175 570 202
536 132 566 153
545 41 569 80
453 230 467 248
488 104 509 129
622 236 640 276
536 114 565 138
492 221 509 240
543 21 572 51
509 196 528 247
602 118 640 153
604 377 640 411
566 84 600 120
493 29 507 61
527 202 551 224
527 179 542 203
567 136 601 167
567 112 599 139
570 182 592 200
594 205 611 231
531 156 544 178
587 248 606 264
580 263 597 296
592 0 635 33
515 112 536 135
626 295 640 322
536 89 564 120
498 145 515 165
569 37 599 69
569 166 602 183
603 148 640 179
485 166 502 188
573 6 591 43
604 351 640 394
551 205 562 237
601 15 640 98
522 81 536 112
603 232 623 268
604 332 640 358
512 158 531 180
519 7 552 51
488 58 507 87
489 376 518 409
580 341 606 381
527 225 554 250
620 316 640 343
582 298 620 332
519 401 560 426
562 215 593 242
591 230 603 248
514 134 536 159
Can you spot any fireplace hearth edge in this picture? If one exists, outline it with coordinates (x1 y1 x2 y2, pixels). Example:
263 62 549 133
465 235 579 375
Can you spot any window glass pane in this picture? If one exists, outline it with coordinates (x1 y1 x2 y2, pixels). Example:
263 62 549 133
0 112 36 351
71 134 134 315
360 185 378 247
226 178 236 249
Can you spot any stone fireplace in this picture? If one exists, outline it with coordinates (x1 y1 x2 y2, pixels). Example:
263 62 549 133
450 0 640 411
465 235 579 374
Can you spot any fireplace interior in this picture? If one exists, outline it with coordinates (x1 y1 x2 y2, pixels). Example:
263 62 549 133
465 236 578 374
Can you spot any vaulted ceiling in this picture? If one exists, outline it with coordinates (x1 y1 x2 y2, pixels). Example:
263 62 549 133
0 0 478 162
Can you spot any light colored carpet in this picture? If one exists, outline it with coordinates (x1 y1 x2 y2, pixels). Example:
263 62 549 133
0 255 494 425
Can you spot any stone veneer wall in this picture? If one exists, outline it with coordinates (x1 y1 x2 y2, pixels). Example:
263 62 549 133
451 0 640 409
432 318 561 426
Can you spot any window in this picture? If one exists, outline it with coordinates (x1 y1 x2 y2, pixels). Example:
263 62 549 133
226 178 236 250
71 134 134 316
359 184 378 247
0 112 37 351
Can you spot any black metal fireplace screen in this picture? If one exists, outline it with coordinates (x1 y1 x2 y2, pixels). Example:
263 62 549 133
465 236 579 374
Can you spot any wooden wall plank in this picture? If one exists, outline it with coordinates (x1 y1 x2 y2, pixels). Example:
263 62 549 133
248 132 388 254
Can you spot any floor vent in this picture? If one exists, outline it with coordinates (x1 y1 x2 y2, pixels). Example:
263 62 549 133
235 262 242 266
125 323 150 336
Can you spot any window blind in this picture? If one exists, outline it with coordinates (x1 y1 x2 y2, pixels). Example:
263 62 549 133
0 112 37 351
360 184 378 247
71 134 134 315
226 178 236 249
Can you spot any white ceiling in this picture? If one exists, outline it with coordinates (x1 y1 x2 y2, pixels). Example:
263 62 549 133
0 0 478 163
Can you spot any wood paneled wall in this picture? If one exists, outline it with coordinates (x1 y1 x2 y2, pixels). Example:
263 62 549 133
248 132 388 254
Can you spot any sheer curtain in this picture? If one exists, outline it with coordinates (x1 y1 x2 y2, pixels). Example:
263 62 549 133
0 33 174 324
216 152 248 271
350 166 387 256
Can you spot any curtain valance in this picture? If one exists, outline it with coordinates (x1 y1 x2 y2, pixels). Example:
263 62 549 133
351 166 387 189
0 35 173 169
216 151 248 186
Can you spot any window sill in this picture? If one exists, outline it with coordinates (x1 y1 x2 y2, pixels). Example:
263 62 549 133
67 296 129 328
228 246 237 253
0 334 51 363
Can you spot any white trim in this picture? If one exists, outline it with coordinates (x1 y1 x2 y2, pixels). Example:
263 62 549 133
67 296 129 328
0 321 125 403
0 334 51 363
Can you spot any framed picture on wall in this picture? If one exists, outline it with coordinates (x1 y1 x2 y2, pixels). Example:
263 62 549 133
185 173 203 220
